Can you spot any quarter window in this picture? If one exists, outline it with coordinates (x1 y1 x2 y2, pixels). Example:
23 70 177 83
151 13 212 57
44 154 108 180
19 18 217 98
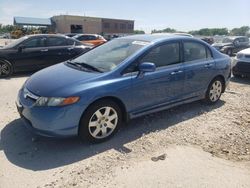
184 42 209 61
140 42 180 68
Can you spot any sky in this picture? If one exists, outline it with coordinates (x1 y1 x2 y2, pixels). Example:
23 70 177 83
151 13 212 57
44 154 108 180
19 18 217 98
0 0 249 33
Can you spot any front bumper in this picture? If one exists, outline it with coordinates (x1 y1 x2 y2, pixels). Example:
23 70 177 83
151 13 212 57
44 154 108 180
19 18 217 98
232 58 250 77
16 88 87 137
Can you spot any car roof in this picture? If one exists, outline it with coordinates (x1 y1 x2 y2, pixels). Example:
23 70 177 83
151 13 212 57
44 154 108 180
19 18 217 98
120 34 196 43
26 34 68 38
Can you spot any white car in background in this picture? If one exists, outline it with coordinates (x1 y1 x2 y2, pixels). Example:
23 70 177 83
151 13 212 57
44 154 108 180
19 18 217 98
232 48 250 78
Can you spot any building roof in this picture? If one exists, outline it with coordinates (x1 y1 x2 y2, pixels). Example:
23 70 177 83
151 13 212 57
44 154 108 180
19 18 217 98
14 17 52 26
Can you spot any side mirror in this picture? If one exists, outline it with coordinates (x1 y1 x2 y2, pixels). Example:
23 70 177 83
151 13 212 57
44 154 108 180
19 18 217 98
18 45 25 52
138 62 156 73
137 62 156 78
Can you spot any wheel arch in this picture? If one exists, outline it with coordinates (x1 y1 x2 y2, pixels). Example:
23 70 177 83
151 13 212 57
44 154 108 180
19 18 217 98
210 75 226 93
79 96 129 128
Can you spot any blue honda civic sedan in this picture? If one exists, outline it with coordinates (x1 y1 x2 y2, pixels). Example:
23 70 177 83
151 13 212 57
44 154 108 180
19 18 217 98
16 34 231 142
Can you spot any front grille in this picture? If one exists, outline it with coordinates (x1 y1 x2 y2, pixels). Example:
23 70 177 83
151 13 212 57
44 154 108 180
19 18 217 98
235 62 250 73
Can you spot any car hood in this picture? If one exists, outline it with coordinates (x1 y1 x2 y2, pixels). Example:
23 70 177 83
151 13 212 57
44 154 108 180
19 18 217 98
25 63 103 97
238 48 250 55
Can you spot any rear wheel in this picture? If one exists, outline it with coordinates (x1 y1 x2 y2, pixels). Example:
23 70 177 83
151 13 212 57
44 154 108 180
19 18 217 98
0 59 13 78
205 78 224 104
78 100 122 143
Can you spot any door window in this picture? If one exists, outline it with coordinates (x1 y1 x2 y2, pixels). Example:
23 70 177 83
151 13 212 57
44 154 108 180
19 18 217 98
184 42 210 61
23 37 46 48
47 37 67 46
140 42 180 67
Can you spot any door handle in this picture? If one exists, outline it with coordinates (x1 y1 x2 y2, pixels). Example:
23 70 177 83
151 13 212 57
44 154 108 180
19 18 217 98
40 49 48 52
170 70 183 75
204 63 212 68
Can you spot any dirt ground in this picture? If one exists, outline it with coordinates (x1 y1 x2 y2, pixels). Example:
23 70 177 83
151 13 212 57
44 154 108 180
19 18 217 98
0 74 250 188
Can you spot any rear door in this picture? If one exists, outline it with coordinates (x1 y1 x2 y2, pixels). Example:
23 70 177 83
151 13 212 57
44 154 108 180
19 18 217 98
42 36 72 67
182 41 215 98
128 41 185 113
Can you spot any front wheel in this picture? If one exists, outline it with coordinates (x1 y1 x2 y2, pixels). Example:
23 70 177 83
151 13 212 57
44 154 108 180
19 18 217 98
205 78 223 104
78 100 122 143
0 59 13 78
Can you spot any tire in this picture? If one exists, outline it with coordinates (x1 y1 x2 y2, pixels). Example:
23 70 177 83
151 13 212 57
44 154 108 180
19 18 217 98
78 99 122 143
205 78 224 104
0 59 13 78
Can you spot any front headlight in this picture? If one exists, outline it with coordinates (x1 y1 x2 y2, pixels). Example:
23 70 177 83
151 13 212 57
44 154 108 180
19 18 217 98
236 53 244 59
35 96 80 106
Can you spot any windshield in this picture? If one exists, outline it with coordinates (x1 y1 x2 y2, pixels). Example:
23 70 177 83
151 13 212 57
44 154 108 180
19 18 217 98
222 37 233 43
2 36 28 48
72 38 150 72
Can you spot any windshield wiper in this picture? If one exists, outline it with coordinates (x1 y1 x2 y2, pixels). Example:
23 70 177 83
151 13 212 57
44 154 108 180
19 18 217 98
67 61 103 73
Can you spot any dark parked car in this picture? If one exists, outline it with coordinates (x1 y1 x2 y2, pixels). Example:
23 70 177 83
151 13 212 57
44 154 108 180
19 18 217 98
232 48 250 78
0 34 93 77
17 34 231 142
212 36 250 56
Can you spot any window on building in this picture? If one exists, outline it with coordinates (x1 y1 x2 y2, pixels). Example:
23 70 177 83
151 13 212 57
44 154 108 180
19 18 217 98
70 25 83 33
128 24 133 29
114 23 118 29
103 22 110 29
120 23 126 29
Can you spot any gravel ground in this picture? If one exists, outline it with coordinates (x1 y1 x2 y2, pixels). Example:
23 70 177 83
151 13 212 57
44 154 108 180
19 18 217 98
0 74 250 188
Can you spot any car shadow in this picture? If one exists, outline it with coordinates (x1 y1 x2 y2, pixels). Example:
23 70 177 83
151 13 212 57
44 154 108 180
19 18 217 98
230 77 250 84
0 100 225 171
1 71 34 80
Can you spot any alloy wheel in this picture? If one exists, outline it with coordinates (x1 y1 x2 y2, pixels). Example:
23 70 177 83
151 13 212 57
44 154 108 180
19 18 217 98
0 61 11 77
88 106 118 139
209 80 222 102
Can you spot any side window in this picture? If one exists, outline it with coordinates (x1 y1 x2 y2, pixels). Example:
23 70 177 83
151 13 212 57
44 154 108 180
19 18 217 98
88 35 96 40
184 42 207 61
67 38 75 45
47 37 66 46
23 37 45 48
78 36 87 41
140 42 180 68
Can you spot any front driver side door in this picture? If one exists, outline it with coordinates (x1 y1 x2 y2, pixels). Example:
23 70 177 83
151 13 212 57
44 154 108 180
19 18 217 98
128 42 185 115
14 37 47 71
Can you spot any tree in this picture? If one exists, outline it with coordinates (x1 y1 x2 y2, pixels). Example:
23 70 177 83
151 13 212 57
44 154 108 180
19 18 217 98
189 28 228 36
133 30 145 34
230 26 250 36
151 27 176 33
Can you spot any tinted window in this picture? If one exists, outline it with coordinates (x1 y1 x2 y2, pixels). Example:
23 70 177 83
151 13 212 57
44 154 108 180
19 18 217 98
67 39 82 46
184 42 207 61
140 42 180 67
78 35 96 41
23 37 46 48
47 37 66 46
